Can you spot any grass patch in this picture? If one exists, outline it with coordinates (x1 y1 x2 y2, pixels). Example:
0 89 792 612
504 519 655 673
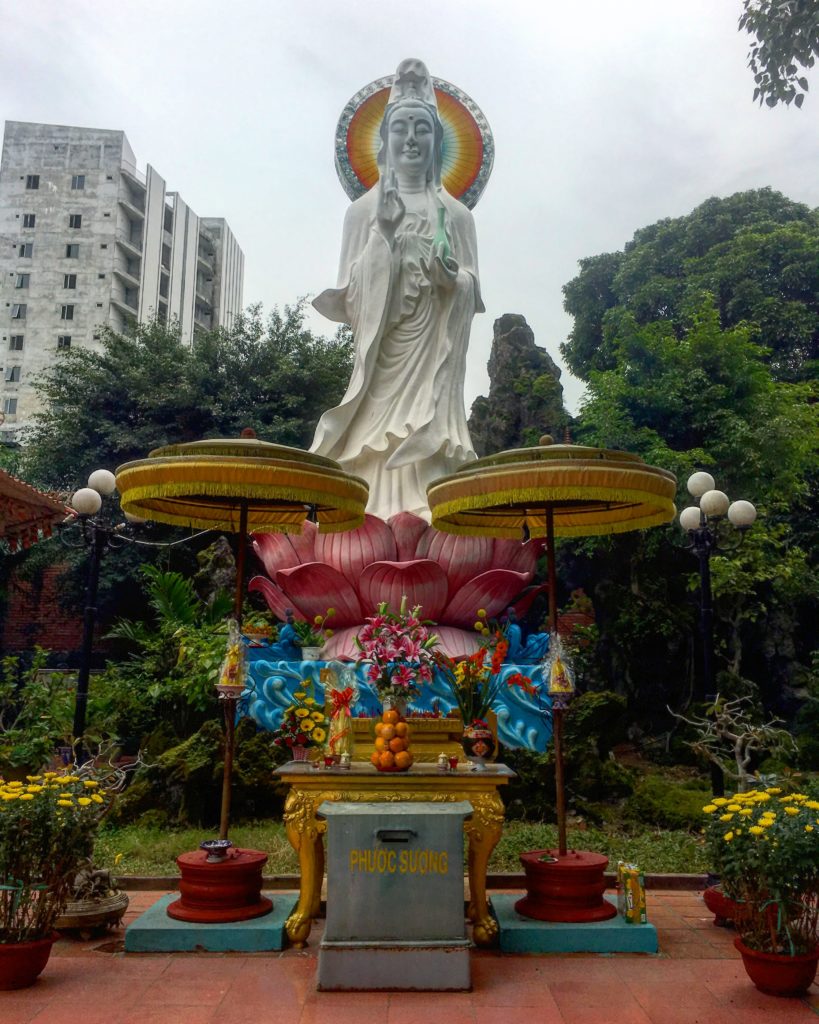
98 819 707 877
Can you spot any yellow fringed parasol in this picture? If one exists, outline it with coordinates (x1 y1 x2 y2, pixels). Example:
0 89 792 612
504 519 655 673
117 437 368 536
116 432 368 840
428 436 677 856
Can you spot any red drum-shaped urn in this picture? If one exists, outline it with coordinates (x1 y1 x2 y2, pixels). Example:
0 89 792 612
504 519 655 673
167 848 273 923
515 849 617 923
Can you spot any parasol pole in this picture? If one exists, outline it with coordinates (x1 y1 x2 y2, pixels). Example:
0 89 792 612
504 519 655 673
545 504 568 857
219 500 249 841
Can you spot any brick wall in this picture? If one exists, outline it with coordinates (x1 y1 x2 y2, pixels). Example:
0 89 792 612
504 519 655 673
2 564 86 653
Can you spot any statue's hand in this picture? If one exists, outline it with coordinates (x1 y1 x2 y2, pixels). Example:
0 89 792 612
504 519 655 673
429 243 458 290
376 170 405 244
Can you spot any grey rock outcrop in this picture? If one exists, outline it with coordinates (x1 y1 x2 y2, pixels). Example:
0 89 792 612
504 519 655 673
468 314 567 457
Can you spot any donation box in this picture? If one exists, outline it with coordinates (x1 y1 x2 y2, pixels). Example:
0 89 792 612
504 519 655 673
317 800 473 990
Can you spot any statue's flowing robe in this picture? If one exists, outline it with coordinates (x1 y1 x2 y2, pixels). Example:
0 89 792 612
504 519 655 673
310 186 483 521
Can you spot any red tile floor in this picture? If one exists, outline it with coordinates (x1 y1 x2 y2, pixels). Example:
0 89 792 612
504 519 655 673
3 889 819 1024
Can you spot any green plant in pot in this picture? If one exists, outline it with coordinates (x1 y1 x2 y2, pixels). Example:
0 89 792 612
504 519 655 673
293 608 335 659
702 787 819 996
0 768 113 989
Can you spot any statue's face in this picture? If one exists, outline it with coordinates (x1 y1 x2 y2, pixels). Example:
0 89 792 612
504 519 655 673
387 103 435 177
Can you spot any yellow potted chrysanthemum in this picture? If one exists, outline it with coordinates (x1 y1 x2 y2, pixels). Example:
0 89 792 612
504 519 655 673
702 787 819 996
0 770 114 989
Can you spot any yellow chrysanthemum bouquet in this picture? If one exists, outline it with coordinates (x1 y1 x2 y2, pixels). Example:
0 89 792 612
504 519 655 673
702 787 819 955
0 771 112 943
272 680 329 755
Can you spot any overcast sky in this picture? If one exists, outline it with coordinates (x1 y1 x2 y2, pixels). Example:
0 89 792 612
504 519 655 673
3 0 818 415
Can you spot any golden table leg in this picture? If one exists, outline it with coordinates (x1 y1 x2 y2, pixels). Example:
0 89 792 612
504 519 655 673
465 791 505 947
283 789 323 947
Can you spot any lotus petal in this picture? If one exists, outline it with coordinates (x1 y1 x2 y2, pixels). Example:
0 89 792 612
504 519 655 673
443 570 533 628
492 537 540 576
358 559 448 620
247 576 306 622
251 521 317 577
321 626 360 660
512 584 549 621
314 514 397 589
388 511 429 561
433 626 484 658
414 530 495 600
275 563 362 626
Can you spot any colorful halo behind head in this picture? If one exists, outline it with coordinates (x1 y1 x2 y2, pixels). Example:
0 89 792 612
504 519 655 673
334 75 494 210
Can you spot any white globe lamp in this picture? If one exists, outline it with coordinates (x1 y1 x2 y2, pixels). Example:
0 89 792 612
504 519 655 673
679 506 702 532
71 487 102 516
700 489 730 519
88 469 117 496
687 472 715 498
728 500 757 529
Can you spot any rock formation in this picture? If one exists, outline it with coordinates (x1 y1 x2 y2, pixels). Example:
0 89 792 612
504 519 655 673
468 314 566 456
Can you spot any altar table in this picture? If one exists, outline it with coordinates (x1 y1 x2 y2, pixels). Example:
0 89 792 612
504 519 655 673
275 761 515 948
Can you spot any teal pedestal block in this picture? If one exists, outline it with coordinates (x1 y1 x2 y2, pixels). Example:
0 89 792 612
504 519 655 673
493 894 658 954
125 892 298 953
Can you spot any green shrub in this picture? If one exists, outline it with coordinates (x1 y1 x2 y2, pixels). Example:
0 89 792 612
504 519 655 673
626 774 710 831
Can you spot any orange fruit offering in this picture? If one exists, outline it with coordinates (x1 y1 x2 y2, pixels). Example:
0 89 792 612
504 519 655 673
379 750 396 769
374 737 386 753
374 722 384 737
381 724 396 742
388 736 406 754
394 722 408 737
370 752 381 767
394 751 413 770
382 709 400 725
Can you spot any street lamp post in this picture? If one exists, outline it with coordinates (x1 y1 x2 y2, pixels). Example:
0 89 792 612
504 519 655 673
65 469 141 763
679 472 757 795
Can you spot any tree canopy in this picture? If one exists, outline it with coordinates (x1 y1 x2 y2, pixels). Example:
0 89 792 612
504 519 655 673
561 189 819 384
558 189 819 723
739 0 819 107
21 302 353 491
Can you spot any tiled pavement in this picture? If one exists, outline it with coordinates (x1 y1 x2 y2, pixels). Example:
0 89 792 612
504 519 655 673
3 889 819 1023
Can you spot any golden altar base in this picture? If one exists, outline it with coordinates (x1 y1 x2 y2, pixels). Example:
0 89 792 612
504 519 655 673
275 761 514 948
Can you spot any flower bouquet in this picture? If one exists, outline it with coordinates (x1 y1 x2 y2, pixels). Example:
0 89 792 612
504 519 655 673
435 630 534 727
702 786 819 994
355 598 438 707
272 681 329 760
435 628 534 769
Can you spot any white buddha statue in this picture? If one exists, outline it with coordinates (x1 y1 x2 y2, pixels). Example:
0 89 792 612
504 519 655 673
310 58 483 521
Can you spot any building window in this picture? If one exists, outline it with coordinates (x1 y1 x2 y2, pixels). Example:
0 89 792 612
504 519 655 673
57 335 71 350
71 174 85 190
60 304 74 320
18 244 33 258
92 333 101 340
22 213 35 228
15 274 30 289
98 273 105 279
9 335 24 351
2 397 17 416
63 274 77 289
100 244 108 250
65 244 79 258
25 175 39 190
4 366 21 383
69 214 82 229
10 304 26 319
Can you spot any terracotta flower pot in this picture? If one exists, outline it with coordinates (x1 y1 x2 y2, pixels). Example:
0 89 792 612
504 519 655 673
0 933 58 990
702 883 739 927
734 936 819 997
